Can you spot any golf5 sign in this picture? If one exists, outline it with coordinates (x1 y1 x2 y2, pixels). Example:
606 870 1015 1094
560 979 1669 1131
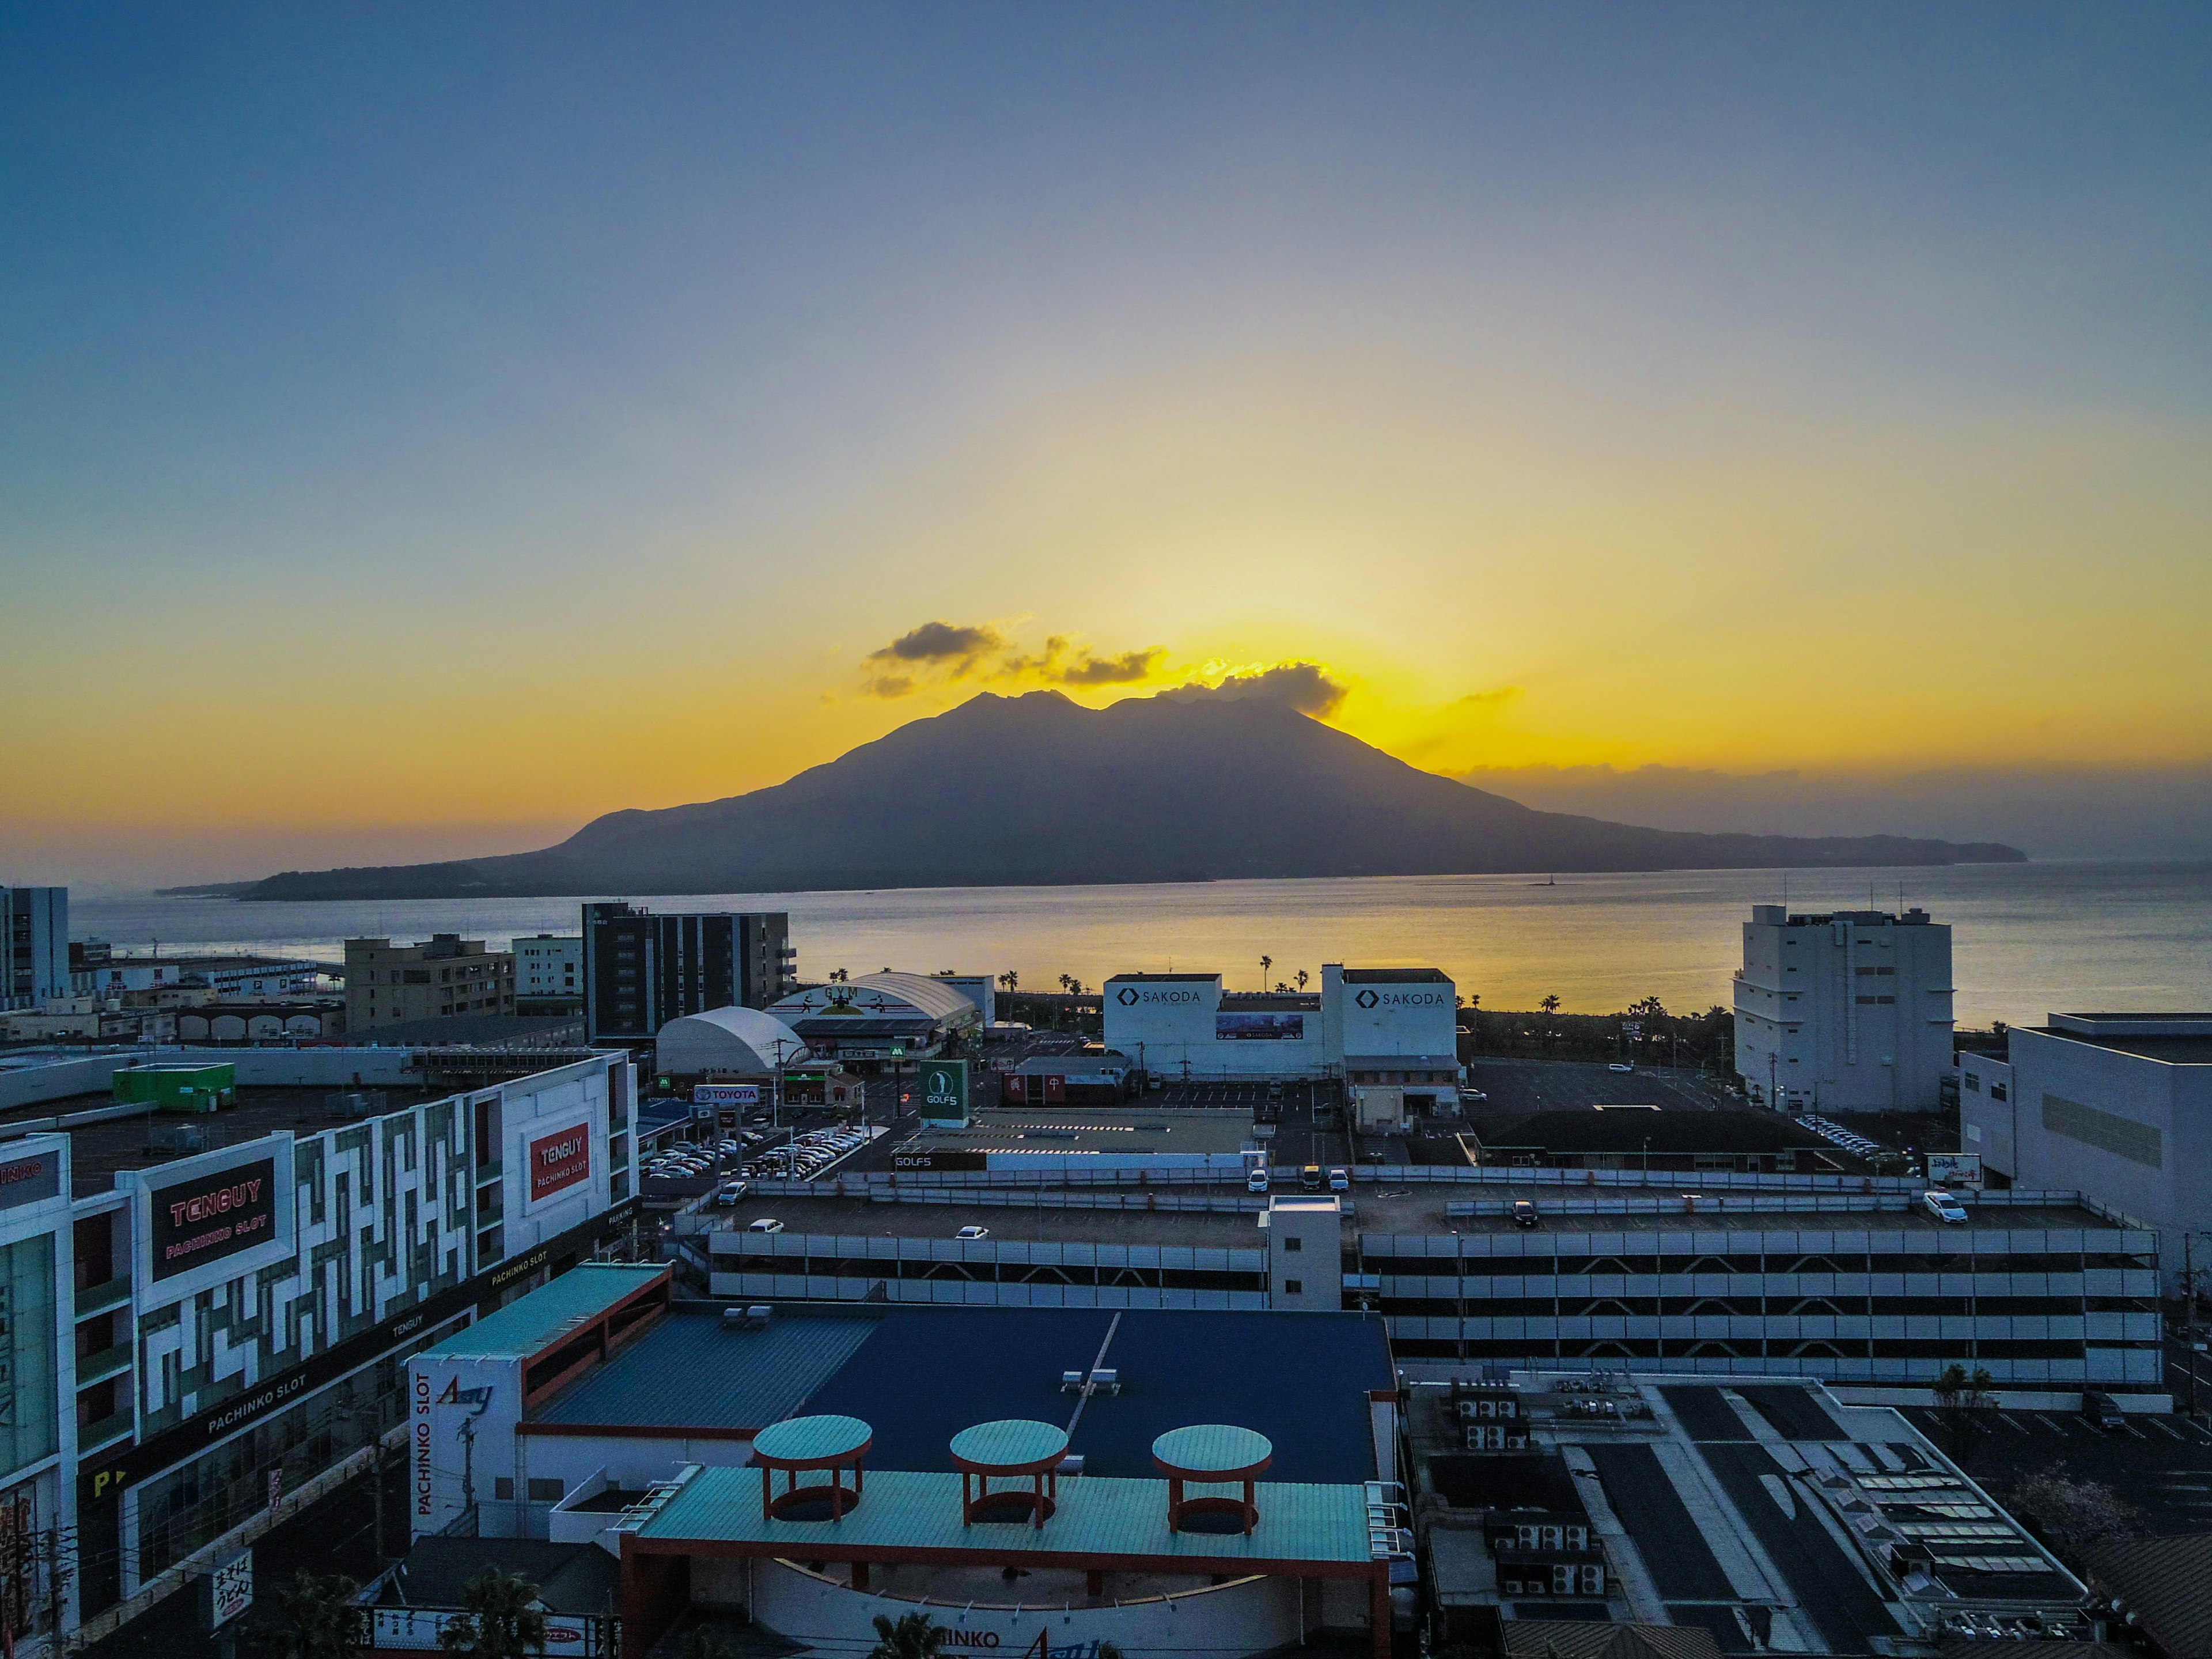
919 1059 969 1125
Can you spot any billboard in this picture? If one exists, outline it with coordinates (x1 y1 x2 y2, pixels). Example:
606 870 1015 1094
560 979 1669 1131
694 1084 761 1107
149 1157 278 1282
1216 1013 1305 1041
0 1146 60 1210
1926 1151 1983 1190
892 1149 988 1173
919 1059 969 1124
527 1122 592 1204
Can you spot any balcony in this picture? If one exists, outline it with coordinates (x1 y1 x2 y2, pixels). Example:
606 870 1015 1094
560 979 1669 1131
76 1340 134 1385
78 1409 135 1452
75 1275 132 1316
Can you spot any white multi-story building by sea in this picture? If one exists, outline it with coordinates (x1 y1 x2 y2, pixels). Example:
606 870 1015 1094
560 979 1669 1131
515 933 584 1003
1733 903 1955 1111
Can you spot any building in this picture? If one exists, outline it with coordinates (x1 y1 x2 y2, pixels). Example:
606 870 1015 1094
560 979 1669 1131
764 972 980 1066
0 1044 639 1652
1103 964 1460 1082
888 1105 1260 1180
406 1281 1406 1659
344 935 516 1032
2 888 69 1012
1961 1013 2212 1285
1408 1370 2088 1654
1468 1109 1864 1175
582 905 795 1047
653 1006 809 1078
71 947 325 1003
998 1050 1131 1104
1733 904 1955 1111
514 934 584 1012
702 1179 2164 1403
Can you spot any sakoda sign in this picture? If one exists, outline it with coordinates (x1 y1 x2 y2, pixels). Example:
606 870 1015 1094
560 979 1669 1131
149 1157 278 1281
1353 987 1450 1010
1114 986 1204 1006
528 1123 592 1202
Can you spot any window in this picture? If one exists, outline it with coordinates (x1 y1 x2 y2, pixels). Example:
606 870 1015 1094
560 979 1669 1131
1283 1279 1302 1294
494 1478 514 1501
1963 1072 1981 1093
528 1478 565 1503
1990 1083 2008 1101
1285 1236 1302 1252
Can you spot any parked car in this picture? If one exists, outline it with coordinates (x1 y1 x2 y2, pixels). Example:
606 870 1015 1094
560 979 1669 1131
955 1225 990 1241
1247 1168 1270 1194
2081 1389 2125 1430
1512 1199 1540 1229
1460 1088 1487 1103
748 1217 784 1234
1327 1167 1350 1192
1921 1189 1969 1225
715 1181 749 1206
1608 1062 1634 1074
1300 1165 1324 1192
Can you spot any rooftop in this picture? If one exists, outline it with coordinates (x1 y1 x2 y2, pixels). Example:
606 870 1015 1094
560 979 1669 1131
339 1012 583 1049
1 1082 446 1196
532 1307 877 1433
1472 1109 1855 1159
1339 967 1453 983
2036 1015 2212 1064
421 1263 669 1361
914 1106 1255 1156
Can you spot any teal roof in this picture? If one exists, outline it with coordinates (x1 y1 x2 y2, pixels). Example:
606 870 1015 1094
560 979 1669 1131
949 1420 1068 1471
753 1414 872 1464
1152 1424 1273 1475
533 1310 875 1433
635 1467 1371 1567
420 1264 668 1361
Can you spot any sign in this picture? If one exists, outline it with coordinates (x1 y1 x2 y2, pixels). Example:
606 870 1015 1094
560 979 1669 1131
149 1157 278 1282
1216 1013 1304 1041
527 1123 592 1203
367 1607 599 1654
0 1148 60 1210
1926 1151 1984 1190
267 1468 283 1516
693 1085 760 1107
206 1547 252 1630
919 1059 969 1123
1354 986 1451 1009
892 1149 988 1173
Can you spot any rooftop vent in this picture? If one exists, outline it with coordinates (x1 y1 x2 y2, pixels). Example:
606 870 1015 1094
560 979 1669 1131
722 1305 773 1330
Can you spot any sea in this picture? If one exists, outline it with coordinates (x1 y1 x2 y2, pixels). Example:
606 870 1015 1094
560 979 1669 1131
68 861 2212 1030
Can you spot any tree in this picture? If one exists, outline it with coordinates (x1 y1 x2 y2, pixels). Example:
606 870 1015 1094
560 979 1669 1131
1260 955 1272 988
868 1611 946 1659
830 968 849 983
1294 969 1308 993
1539 994 1561 1016
2006 1469 2143 1565
278 1570 361 1659
437 1569 548 1659
998 969 1018 993
1932 1363 1996 1448
1627 995 1668 1021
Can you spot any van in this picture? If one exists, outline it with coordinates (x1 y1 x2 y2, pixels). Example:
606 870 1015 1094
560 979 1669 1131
1300 1165 1324 1192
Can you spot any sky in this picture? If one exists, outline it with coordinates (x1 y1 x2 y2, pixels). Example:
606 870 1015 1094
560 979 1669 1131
4 3 2210 887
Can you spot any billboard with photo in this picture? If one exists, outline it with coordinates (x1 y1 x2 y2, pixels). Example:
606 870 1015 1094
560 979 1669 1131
1215 1013 1305 1041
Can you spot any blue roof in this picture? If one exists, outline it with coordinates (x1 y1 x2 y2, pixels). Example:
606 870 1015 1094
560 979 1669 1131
793 1307 1391 1486
532 1309 876 1431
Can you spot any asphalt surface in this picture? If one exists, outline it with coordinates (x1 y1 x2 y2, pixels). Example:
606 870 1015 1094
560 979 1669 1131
1896 1399 2212 1536
1460 1058 1732 1118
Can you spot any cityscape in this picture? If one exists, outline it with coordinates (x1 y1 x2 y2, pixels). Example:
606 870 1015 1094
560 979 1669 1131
6 7 2210 1659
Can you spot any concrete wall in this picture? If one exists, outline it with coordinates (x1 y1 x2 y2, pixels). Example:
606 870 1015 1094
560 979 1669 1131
1734 908 1955 1111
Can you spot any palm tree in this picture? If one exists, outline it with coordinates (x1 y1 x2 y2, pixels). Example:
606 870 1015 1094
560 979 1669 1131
867 1611 946 1659
1000 969 1018 993
437 1569 548 1658
1294 969 1308 993
1539 994 1561 1016
1260 955 1272 988
278 1571 361 1659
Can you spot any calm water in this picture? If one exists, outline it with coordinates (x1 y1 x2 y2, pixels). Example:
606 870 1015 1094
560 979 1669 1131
70 862 2212 1028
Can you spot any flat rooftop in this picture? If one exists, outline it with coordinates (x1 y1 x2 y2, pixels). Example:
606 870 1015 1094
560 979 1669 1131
422 1263 669 1361
1 1083 447 1196
915 1107 1255 1156
2036 1020 2212 1064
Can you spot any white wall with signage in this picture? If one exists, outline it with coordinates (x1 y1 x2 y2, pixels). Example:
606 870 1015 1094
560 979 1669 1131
1102 965 1459 1081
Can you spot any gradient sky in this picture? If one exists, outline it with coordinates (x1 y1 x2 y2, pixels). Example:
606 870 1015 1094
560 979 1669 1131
5 3 2210 885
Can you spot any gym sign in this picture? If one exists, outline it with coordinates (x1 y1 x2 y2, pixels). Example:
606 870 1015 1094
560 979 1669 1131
1354 987 1450 1010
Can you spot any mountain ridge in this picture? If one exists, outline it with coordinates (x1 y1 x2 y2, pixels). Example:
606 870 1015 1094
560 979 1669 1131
234 691 2026 900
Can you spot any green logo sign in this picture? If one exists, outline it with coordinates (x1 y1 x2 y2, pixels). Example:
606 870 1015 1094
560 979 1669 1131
919 1059 969 1119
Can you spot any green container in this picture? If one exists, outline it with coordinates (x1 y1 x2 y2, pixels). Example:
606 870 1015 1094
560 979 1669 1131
113 1063 237 1112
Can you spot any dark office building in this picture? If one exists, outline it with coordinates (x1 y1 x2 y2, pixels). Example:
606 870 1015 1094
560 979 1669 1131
582 903 796 1046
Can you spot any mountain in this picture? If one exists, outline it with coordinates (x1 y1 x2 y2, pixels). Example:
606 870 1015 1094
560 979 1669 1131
235 691 2025 900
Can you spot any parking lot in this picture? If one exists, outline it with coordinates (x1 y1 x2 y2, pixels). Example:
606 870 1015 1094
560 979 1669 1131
1895 1397 2212 1536
1460 1056 1730 1117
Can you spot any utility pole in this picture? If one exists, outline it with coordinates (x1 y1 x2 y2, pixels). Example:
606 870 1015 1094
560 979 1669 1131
2188 1233 2200 1419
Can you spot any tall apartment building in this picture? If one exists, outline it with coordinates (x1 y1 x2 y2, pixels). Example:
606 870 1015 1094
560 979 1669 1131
2 886 69 1011
514 934 584 1009
582 903 795 1046
343 934 516 1032
1733 904 1955 1111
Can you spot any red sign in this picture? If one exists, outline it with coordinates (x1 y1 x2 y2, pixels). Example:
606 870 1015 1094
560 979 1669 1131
528 1124 592 1202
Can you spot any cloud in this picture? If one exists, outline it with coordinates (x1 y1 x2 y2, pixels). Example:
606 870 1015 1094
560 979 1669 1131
1160 661 1348 717
1450 685 1524 713
868 620 1004 668
1007 637 1167 687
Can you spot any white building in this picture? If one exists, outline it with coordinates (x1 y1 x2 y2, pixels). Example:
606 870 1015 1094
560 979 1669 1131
764 972 982 1065
515 933 584 1001
1104 963 1460 1085
655 1006 809 1076
2 887 69 1010
1963 1013 2212 1283
1733 904 1955 1111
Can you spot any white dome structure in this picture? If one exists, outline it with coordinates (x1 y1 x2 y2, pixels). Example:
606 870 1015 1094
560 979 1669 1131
655 1006 809 1075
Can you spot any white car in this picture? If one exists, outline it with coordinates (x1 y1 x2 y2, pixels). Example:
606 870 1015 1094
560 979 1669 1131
1247 1169 1270 1194
748 1217 785 1234
1922 1190 1968 1224
1607 1063 1634 1074
955 1225 990 1240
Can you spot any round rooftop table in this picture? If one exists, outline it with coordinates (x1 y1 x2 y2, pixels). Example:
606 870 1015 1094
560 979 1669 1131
949 1419 1071 1528
1152 1425 1274 1535
753 1415 873 1522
